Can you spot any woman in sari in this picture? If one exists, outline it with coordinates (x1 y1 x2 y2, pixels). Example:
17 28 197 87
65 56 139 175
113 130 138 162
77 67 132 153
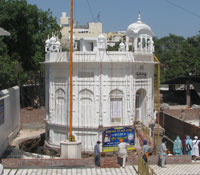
185 136 193 156
173 136 182 155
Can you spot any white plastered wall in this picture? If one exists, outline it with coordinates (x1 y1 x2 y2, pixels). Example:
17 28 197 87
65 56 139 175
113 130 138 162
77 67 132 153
45 59 154 151
0 86 21 156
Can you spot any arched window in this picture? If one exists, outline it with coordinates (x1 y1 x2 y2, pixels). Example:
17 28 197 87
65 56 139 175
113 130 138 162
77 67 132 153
55 88 66 125
110 89 123 123
147 38 150 49
142 38 146 48
79 89 94 127
137 38 141 48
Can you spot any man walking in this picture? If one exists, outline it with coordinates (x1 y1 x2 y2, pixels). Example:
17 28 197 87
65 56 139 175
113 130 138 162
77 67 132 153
94 141 101 167
118 139 129 168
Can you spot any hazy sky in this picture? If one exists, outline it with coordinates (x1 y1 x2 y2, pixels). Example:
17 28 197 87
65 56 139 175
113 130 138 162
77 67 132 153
27 0 200 38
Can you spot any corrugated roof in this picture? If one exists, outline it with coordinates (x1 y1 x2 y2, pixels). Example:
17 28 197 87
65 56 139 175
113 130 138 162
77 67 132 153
162 76 200 84
0 27 10 36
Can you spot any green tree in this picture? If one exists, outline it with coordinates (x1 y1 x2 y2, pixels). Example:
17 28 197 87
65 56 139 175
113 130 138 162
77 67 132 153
154 34 198 82
187 32 200 75
107 41 121 51
0 0 61 89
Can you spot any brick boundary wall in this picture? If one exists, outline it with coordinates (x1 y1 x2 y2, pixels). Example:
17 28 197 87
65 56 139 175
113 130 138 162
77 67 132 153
160 112 200 141
2 155 191 168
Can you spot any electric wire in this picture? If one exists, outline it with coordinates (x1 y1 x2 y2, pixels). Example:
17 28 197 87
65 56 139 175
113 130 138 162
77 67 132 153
85 0 100 33
164 0 200 19
85 0 96 22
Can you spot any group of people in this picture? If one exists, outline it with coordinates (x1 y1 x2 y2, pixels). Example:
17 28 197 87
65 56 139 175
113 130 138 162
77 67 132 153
94 139 130 168
173 135 200 160
142 138 168 168
94 138 167 168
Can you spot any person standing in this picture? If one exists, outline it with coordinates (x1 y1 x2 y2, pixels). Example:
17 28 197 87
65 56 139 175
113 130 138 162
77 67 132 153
183 135 187 155
0 159 3 175
153 109 157 123
94 141 101 167
149 120 155 137
192 136 200 161
118 139 129 168
142 140 152 163
185 136 193 156
173 136 182 155
160 138 167 168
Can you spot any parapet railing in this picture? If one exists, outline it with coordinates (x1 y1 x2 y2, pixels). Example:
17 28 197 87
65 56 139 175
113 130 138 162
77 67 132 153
138 156 157 175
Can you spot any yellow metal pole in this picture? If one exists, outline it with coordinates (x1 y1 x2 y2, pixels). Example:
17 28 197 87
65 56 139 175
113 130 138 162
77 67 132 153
69 0 73 140
154 55 160 147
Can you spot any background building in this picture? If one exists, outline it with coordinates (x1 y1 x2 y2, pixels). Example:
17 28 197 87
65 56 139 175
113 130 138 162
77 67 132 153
60 12 105 47
107 31 126 47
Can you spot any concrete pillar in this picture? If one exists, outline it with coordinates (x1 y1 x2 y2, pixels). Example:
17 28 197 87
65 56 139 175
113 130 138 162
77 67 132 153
140 37 142 49
126 36 129 51
134 38 138 53
153 124 165 154
60 141 82 159
145 36 148 51
186 81 191 106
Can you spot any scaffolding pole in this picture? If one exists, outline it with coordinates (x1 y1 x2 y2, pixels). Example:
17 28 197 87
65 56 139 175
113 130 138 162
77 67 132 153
154 55 160 146
69 0 74 141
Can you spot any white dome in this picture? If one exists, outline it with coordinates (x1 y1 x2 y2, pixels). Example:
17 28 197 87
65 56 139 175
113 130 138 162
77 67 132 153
126 13 153 37
50 36 56 43
98 34 106 41
56 40 61 45
119 42 125 48
45 39 50 44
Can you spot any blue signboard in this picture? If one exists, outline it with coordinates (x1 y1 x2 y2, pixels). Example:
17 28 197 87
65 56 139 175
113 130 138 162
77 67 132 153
0 99 5 125
103 127 135 152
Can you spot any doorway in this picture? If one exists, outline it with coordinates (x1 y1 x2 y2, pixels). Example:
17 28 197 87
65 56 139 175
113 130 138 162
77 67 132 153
135 89 147 123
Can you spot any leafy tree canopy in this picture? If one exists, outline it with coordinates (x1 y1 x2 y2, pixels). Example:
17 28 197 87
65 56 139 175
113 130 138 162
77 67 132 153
107 41 121 51
154 33 200 82
0 0 61 89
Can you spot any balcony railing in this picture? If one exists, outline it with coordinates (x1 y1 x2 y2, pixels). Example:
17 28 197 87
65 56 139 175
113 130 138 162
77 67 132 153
45 51 154 63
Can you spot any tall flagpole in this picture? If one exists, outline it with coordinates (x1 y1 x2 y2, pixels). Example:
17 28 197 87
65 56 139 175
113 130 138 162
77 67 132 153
69 0 73 141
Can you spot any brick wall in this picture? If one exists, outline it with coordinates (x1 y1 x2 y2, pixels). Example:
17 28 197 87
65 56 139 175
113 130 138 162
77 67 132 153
164 109 200 120
2 155 191 168
160 112 200 141
160 111 200 153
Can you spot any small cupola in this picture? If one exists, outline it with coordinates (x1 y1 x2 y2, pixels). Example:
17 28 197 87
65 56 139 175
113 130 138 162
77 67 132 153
45 35 50 52
126 12 154 53
118 42 125 52
45 33 61 53
97 34 107 51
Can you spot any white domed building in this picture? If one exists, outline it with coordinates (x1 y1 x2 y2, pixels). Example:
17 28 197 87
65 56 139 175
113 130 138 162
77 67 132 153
44 14 156 152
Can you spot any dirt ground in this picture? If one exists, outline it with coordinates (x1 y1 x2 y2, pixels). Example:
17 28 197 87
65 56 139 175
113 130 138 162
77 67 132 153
20 107 45 129
163 108 200 120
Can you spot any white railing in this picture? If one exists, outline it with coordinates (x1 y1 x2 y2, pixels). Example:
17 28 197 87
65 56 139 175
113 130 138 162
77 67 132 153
45 51 155 63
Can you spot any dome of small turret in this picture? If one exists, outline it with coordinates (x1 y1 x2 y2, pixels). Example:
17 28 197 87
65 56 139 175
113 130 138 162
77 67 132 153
45 38 50 44
56 40 61 45
119 42 125 48
50 36 56 43
126 13 153 37
98 34 106 41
